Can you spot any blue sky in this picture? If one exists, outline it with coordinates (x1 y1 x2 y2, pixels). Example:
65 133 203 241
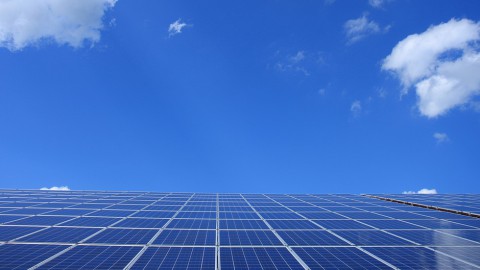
0 0 479 193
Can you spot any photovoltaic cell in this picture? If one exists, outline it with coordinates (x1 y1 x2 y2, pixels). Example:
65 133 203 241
365 247 478 269
112 218 169 229
36 245 142 270
220 230 283 246
0 226 45 241
0 244 69 270
220 219 269 230
277 230 349 246
131 247 215 269
153 229 216 246
16 227 100 243
166 219 216 229
387 230 480 246
293 247 391 269
84 228 158 244
334 230 413 246
221 247 304 270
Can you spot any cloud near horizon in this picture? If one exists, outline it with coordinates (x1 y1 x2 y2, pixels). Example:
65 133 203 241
40 186 71 191
0 0 117 51
383 18 480 118
402 188 438 194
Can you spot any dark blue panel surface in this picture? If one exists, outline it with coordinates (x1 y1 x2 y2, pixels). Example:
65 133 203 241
220 230 282 246
293 247 391 270
277 230 349 246
221 247 304 270
153 230 216 245
366 247 478 269
37 245 141 270
0 226 45 241
16 227 100 243
84 228 158 244
0 244 69 270
131 247 215 269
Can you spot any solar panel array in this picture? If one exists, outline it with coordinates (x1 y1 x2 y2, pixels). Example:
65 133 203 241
371 194 480 215
0 190 479 269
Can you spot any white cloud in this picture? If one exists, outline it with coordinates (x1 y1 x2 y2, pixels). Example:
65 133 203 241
383 18 480 118
350 100 362 116
274 50 311 76
344 14 386 44
402 188 438 194
168 19 190 37
369 0 385 8
0 0 117 51
40 186 71 191
433 132 449 143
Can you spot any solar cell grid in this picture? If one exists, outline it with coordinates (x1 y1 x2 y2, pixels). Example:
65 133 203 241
84 228 158 244
15 227 101 243
131 247 216 270
0 244 70 270
36 245 142 270
153 229 216 245
365 247 478 269
0 225 46 241
293 247 391 269
220 247 304 270
1 190 480 269
278 230 349 246
220 230 283 246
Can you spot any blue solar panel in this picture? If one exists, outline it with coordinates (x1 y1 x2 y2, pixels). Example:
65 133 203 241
112 218 169 229
360 219 424 229
1 190 479 269
131 247 216 269
406 219 474 229
313 219 372 229
6 215 73 226
365 247 478 269
220 230 282 246
153 229 216 245
167 219 216 229
293 247 391 269
0 215 28 224
0 244 69 270
388 230 480 246
221 247 304 269
84 228 158 244
334 230 413 245
16 227 100 243
277 230 349 246
132 211 176 219
60 217 121 227
267 219 321 229
220 219 269 229
0 226 45 241
36 245 142 269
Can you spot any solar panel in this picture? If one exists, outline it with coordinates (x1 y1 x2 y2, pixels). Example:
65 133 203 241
0 190 479 269
36 245 142 269
130 247 215 269
0 244 69 270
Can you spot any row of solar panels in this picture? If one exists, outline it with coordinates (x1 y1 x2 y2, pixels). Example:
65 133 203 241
0 190 479 269
1 244 479 269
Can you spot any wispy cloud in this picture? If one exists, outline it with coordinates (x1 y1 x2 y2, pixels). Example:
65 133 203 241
369 0 385 8
0 0 117 51
40 186 71 191
274 50 315 76
433 132 449 143
402 188 438 194
168 19 191 37
383 18 480 118
344 14 388 44
350 100 362 116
